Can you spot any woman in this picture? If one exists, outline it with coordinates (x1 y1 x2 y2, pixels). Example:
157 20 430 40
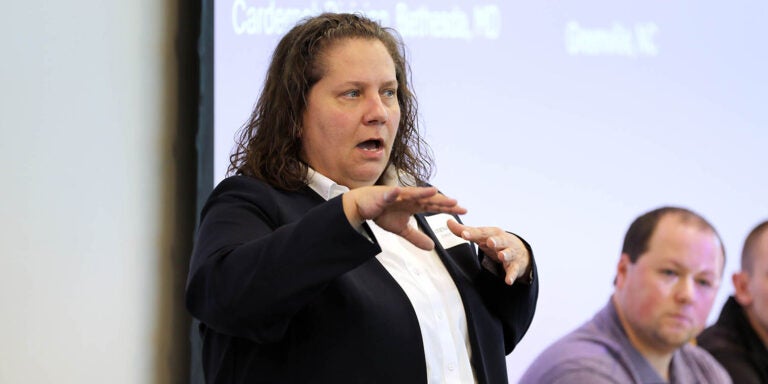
186 12 538 383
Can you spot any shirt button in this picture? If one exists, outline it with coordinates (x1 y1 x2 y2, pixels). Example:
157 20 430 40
448 363 455 371
436 313 443 320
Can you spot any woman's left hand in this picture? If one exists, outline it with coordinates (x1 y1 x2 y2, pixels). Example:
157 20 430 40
447 220 530 286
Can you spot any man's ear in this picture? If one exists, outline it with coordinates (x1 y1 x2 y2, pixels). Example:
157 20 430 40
615 253 631 289
733 271 753 306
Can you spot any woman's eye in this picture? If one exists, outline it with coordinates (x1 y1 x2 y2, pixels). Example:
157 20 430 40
382 89 396 98
661 269 677 277
344 90 360 97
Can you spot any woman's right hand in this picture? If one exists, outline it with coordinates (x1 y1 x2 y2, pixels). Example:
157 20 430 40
342 186 467 250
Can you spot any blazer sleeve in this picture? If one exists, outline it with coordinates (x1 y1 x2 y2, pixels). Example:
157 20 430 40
185 176 381 344
475 235 539 354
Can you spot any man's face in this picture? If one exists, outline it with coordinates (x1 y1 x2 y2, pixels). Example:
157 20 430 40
615 214 724 355
737 230 768 336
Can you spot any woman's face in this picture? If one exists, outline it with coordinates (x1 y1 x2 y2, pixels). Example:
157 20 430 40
301 38 400 189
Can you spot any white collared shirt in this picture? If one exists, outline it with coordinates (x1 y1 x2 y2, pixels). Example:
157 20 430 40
307 169 476 384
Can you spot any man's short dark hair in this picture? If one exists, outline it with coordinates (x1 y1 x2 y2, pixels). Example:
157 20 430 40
741 220 768 273
622 206 725 264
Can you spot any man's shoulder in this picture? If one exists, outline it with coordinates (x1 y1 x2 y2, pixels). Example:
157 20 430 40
676 343 733 384
698 296 751 350
697 321 742 352
519 326 634 384
680 342 725 363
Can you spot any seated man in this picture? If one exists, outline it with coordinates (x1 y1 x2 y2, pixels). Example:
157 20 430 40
698 220 768 383
520 207 730 384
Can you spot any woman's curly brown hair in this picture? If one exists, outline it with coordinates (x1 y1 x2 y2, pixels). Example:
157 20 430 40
227 12 433 190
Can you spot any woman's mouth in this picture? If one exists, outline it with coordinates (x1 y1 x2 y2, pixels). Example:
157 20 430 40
357 139 384 151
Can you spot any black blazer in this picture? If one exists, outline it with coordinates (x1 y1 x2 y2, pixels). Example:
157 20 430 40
186 176 538 383
697 296 768 384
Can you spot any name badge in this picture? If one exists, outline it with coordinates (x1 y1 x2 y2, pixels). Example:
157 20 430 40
424 213 470 249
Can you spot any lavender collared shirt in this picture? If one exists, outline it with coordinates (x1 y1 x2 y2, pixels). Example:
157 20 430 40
519 299 731 384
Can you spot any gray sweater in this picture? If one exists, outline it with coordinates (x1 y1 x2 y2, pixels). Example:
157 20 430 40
519 299 731 384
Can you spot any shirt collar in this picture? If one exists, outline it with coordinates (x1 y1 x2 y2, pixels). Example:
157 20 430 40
306 168 349 201
306 165 416 201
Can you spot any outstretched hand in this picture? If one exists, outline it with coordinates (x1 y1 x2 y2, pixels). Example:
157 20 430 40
343 186 467 250
447 219 530 285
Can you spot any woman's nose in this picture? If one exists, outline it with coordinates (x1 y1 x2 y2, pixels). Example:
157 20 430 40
363 95 388 125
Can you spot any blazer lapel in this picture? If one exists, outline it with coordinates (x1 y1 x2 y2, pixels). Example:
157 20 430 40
415 212 481 281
